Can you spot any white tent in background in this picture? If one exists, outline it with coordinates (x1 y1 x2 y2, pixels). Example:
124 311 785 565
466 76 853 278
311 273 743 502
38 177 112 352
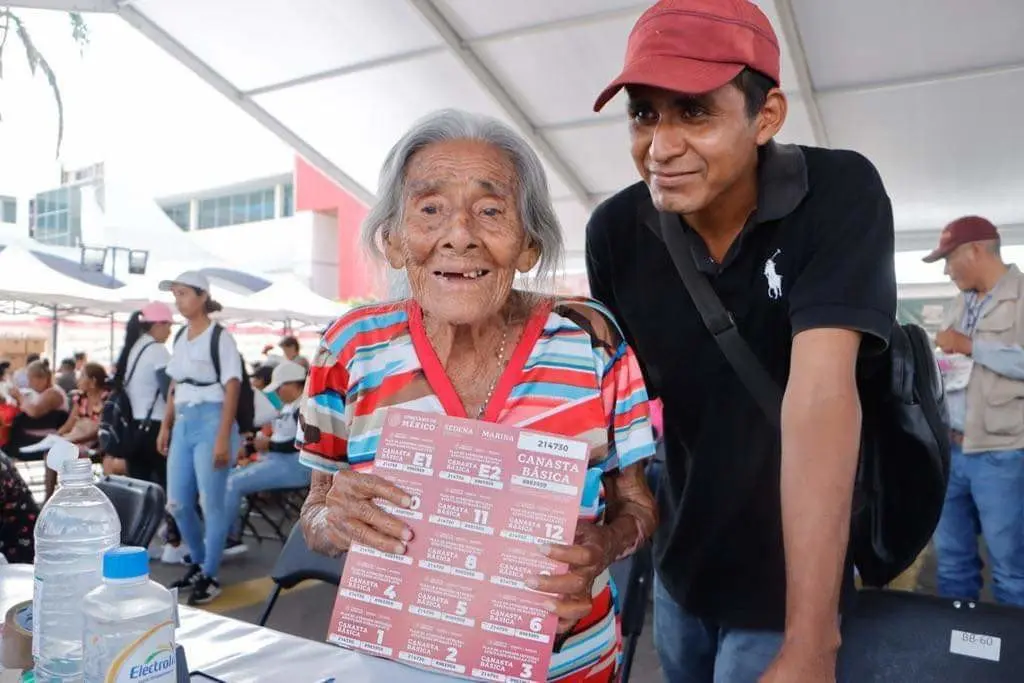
0 245 122 311
115 277 274 322
241 275 346 325
77 164 226 264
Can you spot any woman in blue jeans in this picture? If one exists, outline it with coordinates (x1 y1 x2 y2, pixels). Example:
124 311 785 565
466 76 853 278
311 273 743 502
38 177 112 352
156 270 242 606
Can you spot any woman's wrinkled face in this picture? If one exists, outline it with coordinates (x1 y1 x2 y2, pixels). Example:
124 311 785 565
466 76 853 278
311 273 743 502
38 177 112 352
386 139 539 325
171 285 204 319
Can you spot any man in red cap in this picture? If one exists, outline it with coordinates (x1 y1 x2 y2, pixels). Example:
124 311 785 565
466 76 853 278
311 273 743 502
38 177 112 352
925 216 1024 608
586 1 896 681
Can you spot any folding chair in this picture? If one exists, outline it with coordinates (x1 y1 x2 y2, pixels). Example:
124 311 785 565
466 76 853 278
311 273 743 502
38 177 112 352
240 487 308 544
609 543 655 683
257 523 345 626
96 474 166 548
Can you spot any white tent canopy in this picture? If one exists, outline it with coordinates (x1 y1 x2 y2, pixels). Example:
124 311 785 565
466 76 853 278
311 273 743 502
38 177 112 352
78 172 227 264
14 0 1024 264
240 275 347 325
0 244 122 311
118 275 343 325
0 237 345 324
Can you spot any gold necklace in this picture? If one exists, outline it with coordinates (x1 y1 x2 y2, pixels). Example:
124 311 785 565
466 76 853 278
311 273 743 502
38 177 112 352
475 324 509 420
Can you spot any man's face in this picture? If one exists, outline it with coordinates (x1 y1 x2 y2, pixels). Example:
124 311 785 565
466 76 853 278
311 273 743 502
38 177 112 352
943 243 983 292
627 83 770 215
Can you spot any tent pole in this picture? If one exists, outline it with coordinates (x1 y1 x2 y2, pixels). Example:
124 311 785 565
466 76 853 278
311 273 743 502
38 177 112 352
51 306 59 366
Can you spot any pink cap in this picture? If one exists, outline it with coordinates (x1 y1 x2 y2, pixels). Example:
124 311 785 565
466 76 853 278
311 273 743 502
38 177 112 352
139 301 174 323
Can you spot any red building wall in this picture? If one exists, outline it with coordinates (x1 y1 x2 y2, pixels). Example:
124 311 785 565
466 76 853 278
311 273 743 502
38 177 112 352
294 157 384 301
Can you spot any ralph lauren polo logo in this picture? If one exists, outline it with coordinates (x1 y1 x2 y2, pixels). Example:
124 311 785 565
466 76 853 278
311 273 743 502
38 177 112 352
764 249 783 300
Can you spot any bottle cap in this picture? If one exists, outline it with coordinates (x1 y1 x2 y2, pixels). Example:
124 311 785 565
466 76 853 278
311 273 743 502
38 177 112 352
103 546 149 580
44 438 78 476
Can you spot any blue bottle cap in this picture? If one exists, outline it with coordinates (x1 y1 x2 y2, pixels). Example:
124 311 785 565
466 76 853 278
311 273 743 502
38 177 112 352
103 546 149 580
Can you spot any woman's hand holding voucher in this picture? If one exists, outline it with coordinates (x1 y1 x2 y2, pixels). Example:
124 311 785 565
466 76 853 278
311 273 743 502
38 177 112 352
321 469 415 555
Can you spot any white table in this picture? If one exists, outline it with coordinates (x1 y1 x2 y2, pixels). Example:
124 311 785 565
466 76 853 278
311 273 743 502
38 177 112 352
0 564 449 682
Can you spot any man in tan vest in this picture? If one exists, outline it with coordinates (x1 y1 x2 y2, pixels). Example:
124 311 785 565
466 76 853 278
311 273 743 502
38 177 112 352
925 215 1024 605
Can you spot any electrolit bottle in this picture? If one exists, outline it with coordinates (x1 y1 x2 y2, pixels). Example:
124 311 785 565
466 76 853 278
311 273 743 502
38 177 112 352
33 455 121 682
82 547 177 683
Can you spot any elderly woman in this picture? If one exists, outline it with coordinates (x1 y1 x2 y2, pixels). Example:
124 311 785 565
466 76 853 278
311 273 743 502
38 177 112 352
7 360 71 499
298 110 657 681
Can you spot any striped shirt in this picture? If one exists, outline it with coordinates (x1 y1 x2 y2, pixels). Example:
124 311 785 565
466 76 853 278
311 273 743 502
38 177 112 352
299 296 655 682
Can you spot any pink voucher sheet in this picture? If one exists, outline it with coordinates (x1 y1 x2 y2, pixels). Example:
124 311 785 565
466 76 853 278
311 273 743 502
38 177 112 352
327 408 590 682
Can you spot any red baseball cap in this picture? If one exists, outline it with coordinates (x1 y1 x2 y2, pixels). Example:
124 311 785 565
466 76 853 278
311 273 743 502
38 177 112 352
594 0 781 112
922 216 1001 263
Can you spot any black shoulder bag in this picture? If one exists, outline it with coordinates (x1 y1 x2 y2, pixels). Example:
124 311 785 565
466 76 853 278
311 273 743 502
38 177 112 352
658 210 950 587
98 341 157 459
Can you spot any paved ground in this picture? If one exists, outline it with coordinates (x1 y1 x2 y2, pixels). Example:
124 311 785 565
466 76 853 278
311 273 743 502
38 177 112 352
21 460 974 683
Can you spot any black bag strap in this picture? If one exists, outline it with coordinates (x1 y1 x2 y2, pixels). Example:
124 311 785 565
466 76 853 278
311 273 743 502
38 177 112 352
141 387 161 423
125 341 157 389
210 323 223 385
657 211 783 427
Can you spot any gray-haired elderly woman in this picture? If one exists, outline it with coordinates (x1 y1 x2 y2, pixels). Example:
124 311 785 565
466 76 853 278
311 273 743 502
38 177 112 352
298 109 657 681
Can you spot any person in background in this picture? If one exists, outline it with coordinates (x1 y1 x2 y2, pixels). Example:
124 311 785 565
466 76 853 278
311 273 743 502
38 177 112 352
926 216 1024 606
55 358 78 394
646 398 665 495
220 360 311 558
0 362 15 446
278 335 309 370
7 361 70 499
586 1 896 680
0 448 38 564
12 353 40 390
73 351 88 375
113 301 184 565
158 270 242 605
250 364 274 392
60 362 114 470
0 361 12 401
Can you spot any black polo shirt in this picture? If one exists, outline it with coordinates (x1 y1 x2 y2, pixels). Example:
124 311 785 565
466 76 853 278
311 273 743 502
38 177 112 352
586 142 896 630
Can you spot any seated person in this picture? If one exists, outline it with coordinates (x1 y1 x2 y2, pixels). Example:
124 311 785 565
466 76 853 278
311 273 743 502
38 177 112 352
0 360 12 401
235 365 276 469
278 335 310 370
11 354 40 390
55 358 78 393
298 110 658 681
220 360 311 557
250 364 274 392
0 448 39 563
6 360 70 499
59 363 113 470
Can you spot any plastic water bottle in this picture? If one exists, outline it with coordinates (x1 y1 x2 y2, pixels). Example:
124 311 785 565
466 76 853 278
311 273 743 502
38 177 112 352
82 547 177 683
33 458 120 682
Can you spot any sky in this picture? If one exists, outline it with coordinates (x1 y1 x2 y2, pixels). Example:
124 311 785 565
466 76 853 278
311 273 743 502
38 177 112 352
0 9 293 199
